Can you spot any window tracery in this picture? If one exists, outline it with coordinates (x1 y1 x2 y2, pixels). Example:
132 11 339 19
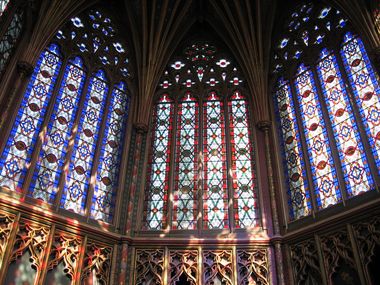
144 42 258 231
0 8 130 224
273 2 380 220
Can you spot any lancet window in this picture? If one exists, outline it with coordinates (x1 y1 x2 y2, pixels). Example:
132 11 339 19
144 42 259 231
273 2 380 220
0 8 131 224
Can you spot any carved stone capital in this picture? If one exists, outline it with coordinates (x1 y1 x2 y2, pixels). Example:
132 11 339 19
133 123 148 134
17 61 34 77
257 120 272 131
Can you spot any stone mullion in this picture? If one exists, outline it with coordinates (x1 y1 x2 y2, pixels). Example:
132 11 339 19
74 235 87 285
166 92 179 230
117 242 129 284
288 81 319 215
334 45 380 188
113 94 134 231
53 69 93 211
198 246 203 285
128 124 148 234
163 246 169 285
347 224 367 284
269 102 291 228
314 234 328 285
0 212 20 284
223 89 235 232
198 91 204 234
84 83 114 221
256 121 284 285
310 65 348 203
21 56 69 198
37 224 55 284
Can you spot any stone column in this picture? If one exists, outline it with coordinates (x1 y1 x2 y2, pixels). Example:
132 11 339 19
257 120 285 285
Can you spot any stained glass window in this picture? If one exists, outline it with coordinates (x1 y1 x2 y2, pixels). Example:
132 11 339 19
172 93 198 230
317 49 374 197
91 81 130 223
295 64 340 208
341 33 380 169
274 80 311 219
0 8 23 74
0 44 62 191
60 70 108 214
273 2 380 220
30 56 86 203
203 92 228 229
145 94 174 230
229 91 258 228
0 8 130 224
145 41 258 231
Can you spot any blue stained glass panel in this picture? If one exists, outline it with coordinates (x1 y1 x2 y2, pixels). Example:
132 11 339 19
341 33 380 170
317 50 374 196
295 64 341 208
91 81 130 223
30 57 86 203
275 79 311 219
61 70 108 214
0 44 62 191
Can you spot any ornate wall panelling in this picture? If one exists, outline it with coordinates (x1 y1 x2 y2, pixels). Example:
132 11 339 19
81 240 113 285
134 248 165 285
3 218 51 284
131 247 271 285
202 249 233 285
168 249 198 285
0 210 18 276
320 230 362 284
289 237 324 285
353 215 380 283
236 248 269 285
44 231 83 284
0 207 114 285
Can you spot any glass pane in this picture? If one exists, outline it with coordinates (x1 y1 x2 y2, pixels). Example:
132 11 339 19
0 44 62 191
317 49 374 196
172 93 198 230
341 33 380 171
203 92 228 229
228 92 258 228
275 79 311 219
295 64 341 209
0 8 23 74
30 56 86 203
91 81 130 223
145 94 173 230
61 70 108 214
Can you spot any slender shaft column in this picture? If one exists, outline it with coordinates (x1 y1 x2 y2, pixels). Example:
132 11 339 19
257 120 285 285
125 123 148 235
117 243 129 285
0 60 33 133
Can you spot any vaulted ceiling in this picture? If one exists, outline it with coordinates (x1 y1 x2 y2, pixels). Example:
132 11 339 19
24 0 379 125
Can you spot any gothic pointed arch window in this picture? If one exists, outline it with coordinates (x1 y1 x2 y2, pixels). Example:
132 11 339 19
0 8 131 224
144 42 259 231
0 0 25 76
273 2 380 220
